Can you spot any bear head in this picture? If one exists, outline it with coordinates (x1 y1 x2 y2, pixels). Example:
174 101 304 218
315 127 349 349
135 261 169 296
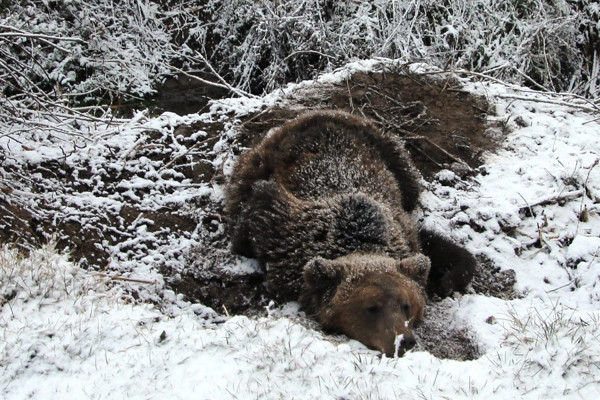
301 254 426 357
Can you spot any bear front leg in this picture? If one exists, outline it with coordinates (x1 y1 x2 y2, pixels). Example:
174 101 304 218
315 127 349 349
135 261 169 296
244 180 297 256
419 229 476 298
230 180 289 257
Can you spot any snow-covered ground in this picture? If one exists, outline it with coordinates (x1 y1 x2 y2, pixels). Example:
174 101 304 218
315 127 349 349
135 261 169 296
1 62 599 399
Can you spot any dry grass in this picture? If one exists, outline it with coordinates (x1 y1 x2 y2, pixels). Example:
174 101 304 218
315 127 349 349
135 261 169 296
497 301 600 394
0 242 104 310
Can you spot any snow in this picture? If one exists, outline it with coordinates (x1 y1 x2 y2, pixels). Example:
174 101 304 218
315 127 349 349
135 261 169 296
567 235 600 263
2 61 600 398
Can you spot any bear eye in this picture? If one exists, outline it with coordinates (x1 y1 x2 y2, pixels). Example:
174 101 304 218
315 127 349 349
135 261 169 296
365 305 382 315
402 304 411 317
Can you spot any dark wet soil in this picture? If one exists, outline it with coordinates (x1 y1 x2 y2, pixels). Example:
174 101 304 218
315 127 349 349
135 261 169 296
415 255 518 360
155 72 229 116
415 301 480 361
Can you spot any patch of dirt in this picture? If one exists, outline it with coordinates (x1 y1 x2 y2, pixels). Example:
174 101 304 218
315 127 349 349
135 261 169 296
162 200 270 315
0 193 38 248
415 300 480 360
155 72 230 116
414 255 518 360
471 255 519 300
168 270 268 315
0 119 225 269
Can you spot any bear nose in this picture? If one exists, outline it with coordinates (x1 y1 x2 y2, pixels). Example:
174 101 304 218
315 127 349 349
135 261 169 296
402 334 416 350
397 333 417 356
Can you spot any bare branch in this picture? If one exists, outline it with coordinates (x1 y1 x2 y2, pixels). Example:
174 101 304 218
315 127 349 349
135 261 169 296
518 189 585 211
0 25 86 43
169 65 257 99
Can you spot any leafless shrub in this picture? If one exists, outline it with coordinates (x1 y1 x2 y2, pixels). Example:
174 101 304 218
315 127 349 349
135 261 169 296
0 0 598 142
0 0 177 147
170 0 599 98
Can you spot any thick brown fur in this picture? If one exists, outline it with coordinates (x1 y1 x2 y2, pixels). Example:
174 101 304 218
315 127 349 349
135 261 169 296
227 111 421 261
226 110 474 356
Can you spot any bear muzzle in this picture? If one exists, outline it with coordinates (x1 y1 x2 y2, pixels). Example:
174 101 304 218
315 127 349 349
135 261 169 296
394 331 417 357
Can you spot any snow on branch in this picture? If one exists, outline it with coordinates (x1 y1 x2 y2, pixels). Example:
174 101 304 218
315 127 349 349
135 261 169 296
175 0 599 98
1 0 598 146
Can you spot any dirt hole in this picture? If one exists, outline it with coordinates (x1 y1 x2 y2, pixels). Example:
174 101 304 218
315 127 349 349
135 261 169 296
0 68 511 360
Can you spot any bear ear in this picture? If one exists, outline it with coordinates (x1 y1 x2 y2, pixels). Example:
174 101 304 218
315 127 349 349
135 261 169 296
303 257 343 291
396 254 430 288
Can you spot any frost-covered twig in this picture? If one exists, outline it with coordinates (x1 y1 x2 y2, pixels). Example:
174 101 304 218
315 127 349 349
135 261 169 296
404 136 464 165
0 25 85 43
93 273 157 285
427 68 598 114
168 66 256 99
157 135 220 174
517 192 546 246
576 159 599 232
518 189 585 211
0 30 85 54
188 52 259 98
494 94 599 114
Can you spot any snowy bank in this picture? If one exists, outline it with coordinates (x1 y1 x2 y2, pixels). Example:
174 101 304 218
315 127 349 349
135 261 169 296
2 61 600 399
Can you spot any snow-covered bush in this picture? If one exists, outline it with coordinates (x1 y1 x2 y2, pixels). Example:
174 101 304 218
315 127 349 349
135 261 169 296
1 0 175 108
178 0 599 97
0 0 178 155
1 0 598 109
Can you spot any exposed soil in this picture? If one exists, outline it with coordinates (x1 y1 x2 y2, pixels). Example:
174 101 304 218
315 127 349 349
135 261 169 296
415 255 518 360
154 72 230 116
415 301 480 361
0 120 223 269
0 68 512 361
471 254 519 300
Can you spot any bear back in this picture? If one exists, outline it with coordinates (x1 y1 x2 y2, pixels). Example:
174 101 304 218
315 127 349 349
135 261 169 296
227 111 421 256
226 111 423 301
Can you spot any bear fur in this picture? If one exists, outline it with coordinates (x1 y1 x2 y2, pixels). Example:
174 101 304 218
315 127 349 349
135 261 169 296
419 229 476 298
226 110 475 356
301 254 427 356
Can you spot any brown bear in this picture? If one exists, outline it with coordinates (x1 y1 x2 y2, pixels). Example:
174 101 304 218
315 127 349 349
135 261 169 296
226 110 474 357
